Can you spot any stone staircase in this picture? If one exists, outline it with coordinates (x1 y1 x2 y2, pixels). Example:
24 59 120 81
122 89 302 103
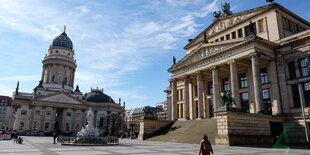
146 118 217 144
285 116 308 144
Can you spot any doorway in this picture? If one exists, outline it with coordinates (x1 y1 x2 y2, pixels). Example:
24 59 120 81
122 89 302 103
269 121 284 145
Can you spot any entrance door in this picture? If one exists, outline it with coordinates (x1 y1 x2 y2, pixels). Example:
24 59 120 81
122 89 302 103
55 108 63 132
269 122 284 145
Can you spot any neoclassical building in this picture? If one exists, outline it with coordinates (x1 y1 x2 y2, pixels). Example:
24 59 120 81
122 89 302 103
12 28 125 136
165 2 310 143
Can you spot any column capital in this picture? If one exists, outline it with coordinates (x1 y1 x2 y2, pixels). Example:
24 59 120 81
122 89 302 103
210 66 219 71
195 71 202 75
227 59 236 65
249 53 260 59
168 78 176 82
183 75 190 79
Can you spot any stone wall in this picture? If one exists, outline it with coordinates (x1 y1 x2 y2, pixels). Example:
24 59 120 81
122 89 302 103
215 110 285 146
138 119 173 140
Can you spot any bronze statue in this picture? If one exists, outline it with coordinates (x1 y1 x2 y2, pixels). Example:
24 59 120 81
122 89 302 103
248 21 256 35
173 56 176 65
221 3 233 15
266 0 274 3
220 90 236 108
213 11 222 18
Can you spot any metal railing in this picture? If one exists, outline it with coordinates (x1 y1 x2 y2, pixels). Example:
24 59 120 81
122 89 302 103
58 136 119 145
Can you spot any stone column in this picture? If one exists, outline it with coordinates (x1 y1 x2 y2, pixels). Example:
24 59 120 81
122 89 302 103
183 75 190 119
166 95 171 120
189 82 194 120
228 60 241 109
71 109 76 132
298 83 309 142
178 104 181 119
196 71 204 119
211 66 220 112
39 106 46 132
71 69 75 86
51 107 56 132
28 106 34 131
269 60 282 115
61 109 67 132
171 79 177 120
41 65 45 81
250 53 263 113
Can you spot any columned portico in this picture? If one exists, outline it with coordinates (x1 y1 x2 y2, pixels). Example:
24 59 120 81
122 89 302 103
250 53 263 113
183 75 190 119
196 71 204 119
228 60 241 109
211 66 220 112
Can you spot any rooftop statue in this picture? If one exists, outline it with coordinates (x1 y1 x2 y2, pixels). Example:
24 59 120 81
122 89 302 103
213 11 222 18
221 3 233 15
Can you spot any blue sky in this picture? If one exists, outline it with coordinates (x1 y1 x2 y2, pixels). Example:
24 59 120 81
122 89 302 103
0 0 310 110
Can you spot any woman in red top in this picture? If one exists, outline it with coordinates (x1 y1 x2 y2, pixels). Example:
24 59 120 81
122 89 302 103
199 135 213 155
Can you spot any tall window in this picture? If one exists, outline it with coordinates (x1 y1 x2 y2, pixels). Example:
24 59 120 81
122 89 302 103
262 89 272 115
44 122 49 131
291 84 300 108
51 75 55 82
209 99 214 118
208 82 213 94
180 89 183 101
65 123 70 131
288 61 296 79
299 58 309 77
232 31 236 39
238 29 243 38
260 68 269 84
195 101 198 118
239 73 247 88
33 122 38 130
220 36 224 41
258 19 264 33
75 124 80 131
241 93 249 113
19 122 24 130
226 34 230 40
194 85 198 97
222 78 230 92
304 82 310 106
180 104 183 118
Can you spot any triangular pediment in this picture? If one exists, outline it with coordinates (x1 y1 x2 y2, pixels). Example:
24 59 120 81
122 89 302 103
38 93 82 104
186 4 274 49
170 40 244 72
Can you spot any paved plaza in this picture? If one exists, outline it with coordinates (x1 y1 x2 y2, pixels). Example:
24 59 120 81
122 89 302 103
0 136 308 155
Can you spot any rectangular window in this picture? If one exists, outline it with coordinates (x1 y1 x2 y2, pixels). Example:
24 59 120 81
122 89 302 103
262 89 272 115
46 111 51 116
288 61 296 79
238 29 243 38
180 103 183 118
35 110 41 116
215 39 219 42
180 89 183 101
222 77 230 92
232 31 236 39
241 93 249 113
291 84 300 108
299 58 309 77
208 82 213 94
67 112 71 117
220 36 224 41
226 34 230 40
239 73 248 88
44 122 49 131
304 82 310 106
21 110 27 115
288 20 293 32
33 121 38 130
194 85 198 97
260 67 269 84
258 19 264 33
177 89 180 101
51 75 55 82
209 99 214 118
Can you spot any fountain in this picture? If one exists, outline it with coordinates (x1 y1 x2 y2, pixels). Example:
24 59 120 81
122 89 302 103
77 108 99 137
58 108 119 146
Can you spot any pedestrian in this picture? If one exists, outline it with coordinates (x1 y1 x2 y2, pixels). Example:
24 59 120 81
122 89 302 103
199 134 213 155
14 132 19 143
53 132 58 144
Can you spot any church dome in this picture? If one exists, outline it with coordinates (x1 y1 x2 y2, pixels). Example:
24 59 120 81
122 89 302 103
51 32 73 50
85 88 115 103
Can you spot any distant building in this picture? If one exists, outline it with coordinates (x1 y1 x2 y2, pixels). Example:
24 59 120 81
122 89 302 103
11 27 125 136
0 96 14 131
155 101 167 120
155 101 167 111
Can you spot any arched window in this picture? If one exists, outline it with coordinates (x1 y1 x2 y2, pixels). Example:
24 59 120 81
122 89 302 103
19 122 24 130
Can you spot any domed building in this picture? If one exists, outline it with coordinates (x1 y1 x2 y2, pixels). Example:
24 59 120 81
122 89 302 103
11 27 125 136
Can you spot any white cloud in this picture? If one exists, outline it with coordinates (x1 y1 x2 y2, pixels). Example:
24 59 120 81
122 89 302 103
75 5 89 13
0 85 13 96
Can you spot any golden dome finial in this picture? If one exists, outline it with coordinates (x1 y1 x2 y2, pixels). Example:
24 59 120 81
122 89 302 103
64 25 66 33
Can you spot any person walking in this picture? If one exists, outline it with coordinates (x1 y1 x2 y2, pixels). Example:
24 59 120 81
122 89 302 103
199 135 213 155
53 132 58 144
13 132 19 143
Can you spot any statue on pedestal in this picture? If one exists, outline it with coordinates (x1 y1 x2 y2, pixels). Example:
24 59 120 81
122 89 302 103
220 90 236 108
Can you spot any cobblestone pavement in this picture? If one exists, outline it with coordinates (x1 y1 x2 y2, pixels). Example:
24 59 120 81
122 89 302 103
0 136 309 155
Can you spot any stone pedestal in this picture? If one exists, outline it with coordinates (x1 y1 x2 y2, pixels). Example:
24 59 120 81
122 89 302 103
138 119 173 140
215 109 285 146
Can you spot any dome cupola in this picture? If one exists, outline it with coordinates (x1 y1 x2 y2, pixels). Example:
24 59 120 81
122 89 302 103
51 25 73 50
85 88 115 103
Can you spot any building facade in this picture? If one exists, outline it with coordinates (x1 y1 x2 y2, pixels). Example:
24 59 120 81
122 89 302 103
165 3 310 142
0 96 14 132
11 28 125 136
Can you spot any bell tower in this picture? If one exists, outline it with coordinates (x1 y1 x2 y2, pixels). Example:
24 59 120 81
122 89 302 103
40 26 77 92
